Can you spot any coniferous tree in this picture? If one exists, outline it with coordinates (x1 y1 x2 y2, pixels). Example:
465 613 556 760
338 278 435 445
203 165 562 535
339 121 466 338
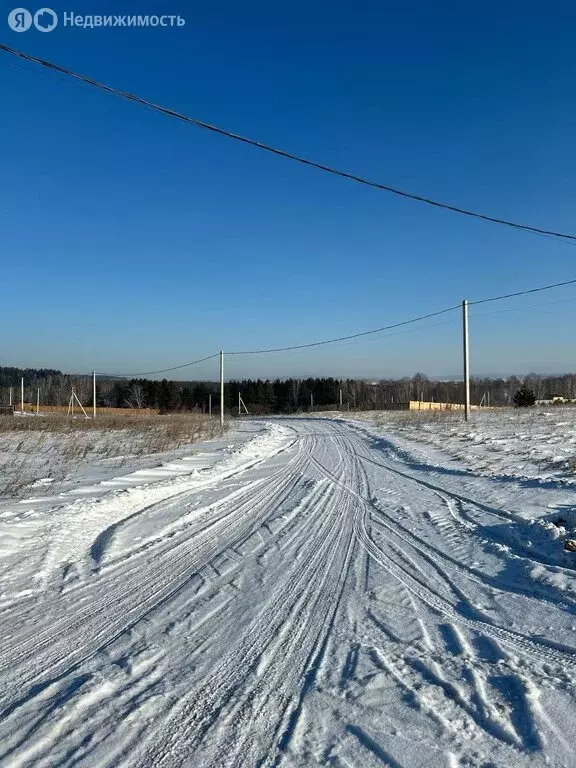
513 384 536 407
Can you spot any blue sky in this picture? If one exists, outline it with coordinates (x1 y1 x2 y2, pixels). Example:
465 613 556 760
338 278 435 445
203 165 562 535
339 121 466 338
1 0 575 380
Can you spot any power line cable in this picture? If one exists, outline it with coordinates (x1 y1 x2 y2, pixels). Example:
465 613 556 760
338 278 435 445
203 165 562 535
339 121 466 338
236 315 462 361
90 276 575 373
469 278 576 306
227 277 576 355
2 43 576 243
97 353 220 378
470 296 576 318
319 316 461 351
225 305 461 355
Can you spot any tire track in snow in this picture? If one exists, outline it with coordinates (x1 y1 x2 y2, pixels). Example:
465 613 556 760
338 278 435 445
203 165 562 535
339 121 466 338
354 505 576 668
308 425 576 668
132 426 365 767
358 447 576 576
0 425 347 766
0 431 309 701
313 423 576 761
2 417 576 767
136 433 358 766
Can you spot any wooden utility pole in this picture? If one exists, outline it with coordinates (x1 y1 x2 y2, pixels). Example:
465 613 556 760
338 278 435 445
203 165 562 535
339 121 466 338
462 300 470 422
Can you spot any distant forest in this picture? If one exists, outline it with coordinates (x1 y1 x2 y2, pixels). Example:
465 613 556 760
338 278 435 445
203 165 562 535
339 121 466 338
1 367 576 413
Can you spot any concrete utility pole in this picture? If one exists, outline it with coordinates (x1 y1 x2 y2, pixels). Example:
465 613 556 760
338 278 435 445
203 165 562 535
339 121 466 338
310 393 314 410
238 391 241 416
462 299 470 422
208 393 212 417
92 370 97 419
339 389 343 408
219 351 225 428
36 388 40 415
21 377 24 413
9 387 12 407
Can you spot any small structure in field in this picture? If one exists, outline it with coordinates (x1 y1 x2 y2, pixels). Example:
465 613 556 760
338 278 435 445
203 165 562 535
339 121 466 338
387 400 480 411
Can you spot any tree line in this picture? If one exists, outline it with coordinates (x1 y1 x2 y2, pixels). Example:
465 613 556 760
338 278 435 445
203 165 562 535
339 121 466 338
1 367 576 413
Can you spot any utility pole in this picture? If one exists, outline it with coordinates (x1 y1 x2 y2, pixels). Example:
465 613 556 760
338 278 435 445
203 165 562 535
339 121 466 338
21 377 24 414
238 391 241 416
36 388 40 415
219 351 224 428
462 299 470 422
310 392 314 410
339 389 343 408
92 370 97 419
208 393 212 417
9 387 12 407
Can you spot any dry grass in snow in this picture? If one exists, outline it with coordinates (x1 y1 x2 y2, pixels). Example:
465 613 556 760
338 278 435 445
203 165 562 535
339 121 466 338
0 413 224 497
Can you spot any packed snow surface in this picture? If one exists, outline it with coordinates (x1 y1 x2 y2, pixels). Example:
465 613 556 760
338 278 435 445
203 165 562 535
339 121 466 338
1 413 576 767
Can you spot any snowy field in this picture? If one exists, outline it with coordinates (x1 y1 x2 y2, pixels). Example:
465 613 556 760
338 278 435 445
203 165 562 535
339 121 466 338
1 410 576 766
0 413 223 498
334 407 576 483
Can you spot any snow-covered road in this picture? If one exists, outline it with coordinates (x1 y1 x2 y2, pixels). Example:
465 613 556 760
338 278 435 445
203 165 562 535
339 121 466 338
1 417 576 767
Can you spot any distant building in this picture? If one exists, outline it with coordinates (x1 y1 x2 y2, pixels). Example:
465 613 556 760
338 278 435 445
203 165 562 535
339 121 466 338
387 400 480 411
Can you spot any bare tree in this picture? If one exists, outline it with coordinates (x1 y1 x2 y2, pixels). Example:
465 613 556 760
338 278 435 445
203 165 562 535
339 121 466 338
126 383 146 409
